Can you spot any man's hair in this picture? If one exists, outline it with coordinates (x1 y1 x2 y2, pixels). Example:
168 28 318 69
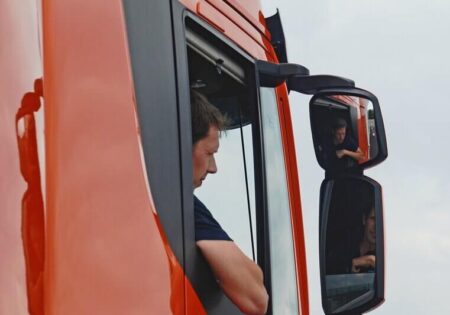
191 90 229 144
332 118 347 131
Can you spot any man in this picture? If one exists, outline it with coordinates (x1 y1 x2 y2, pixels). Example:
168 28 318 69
191 90 268 315
351 206 376 273
322 118 364 178
326 190 376 275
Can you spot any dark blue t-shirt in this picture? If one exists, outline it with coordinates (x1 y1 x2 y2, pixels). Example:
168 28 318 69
194 195 232 242
322 135 359 178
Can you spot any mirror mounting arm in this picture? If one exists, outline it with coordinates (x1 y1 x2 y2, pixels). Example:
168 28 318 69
256 60 355 94
256 60 309 87
288 75 355 95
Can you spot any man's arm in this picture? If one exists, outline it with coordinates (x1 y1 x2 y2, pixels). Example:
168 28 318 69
351 254 376 273
197 240 268 315
336 148 365 161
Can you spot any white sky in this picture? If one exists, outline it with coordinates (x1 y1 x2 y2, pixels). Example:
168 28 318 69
260 0 450 314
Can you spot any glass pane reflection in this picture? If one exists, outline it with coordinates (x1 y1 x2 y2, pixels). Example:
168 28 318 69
260 87 299 314
324 178 377 313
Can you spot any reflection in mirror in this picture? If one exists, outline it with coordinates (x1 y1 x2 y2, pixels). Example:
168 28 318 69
323 178 379 314
366 102 379 159
310 94 380 177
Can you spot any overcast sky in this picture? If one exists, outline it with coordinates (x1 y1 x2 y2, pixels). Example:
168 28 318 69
260 0 450 314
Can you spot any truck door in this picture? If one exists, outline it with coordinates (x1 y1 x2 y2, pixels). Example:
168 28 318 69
124 1 304 314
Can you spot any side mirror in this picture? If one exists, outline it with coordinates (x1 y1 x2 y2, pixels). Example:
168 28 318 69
310 88 387 177
320 176 384 314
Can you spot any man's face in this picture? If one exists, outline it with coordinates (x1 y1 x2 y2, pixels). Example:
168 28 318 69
334 127 346 144
192 126 219 189
363 208 376 246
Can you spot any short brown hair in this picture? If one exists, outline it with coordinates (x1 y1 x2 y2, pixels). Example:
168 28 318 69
191 90 229 144
332 118 347 131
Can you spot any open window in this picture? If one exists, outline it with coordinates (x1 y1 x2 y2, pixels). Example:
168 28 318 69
179 14 300 315
173 14 265 314
186 18 259 262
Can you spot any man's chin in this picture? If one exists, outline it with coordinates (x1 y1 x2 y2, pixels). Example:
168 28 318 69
193 177 206 189
194 181 202 189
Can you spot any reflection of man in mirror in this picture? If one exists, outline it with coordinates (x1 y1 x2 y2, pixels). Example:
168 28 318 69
323 118 364 178
352 206 376 273
326 186 376 275
191 90 268 315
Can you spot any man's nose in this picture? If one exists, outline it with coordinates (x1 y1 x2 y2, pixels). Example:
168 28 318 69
208 156 217 174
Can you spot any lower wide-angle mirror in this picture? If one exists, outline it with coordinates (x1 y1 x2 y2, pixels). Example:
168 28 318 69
320 176 384 314
310 88 387 178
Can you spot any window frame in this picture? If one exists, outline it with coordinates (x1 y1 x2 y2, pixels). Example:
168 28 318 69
171 6 274 314
122 0 185 269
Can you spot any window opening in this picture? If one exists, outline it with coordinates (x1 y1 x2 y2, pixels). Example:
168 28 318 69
186 20 258 261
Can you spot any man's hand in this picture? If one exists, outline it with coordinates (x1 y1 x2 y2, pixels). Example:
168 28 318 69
197 240 268 315
351 255 376 273
336 148 365 161
336 150 346 158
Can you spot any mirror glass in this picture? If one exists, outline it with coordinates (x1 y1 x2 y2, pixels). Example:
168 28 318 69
310 94 380 177
322 177 381 314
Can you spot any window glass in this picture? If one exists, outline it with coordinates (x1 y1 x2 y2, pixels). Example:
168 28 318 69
260 87 299 313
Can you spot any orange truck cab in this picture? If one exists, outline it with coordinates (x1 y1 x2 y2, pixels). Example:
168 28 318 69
1 0 388 314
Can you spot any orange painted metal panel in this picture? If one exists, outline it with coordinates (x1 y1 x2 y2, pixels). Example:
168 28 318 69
224 0 269 36
0 0 43 314
41 0 188 313
2 0 310 313
197 1 268 60
179 0 270 60
206 0 269 44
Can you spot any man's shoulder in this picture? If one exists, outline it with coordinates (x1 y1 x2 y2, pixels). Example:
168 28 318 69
343 135 358 150
194 195 211 215
194 195 232 242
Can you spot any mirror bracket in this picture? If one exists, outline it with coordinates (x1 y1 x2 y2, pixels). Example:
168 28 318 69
256 60 355 94
288 75 355 94
256 60 309 87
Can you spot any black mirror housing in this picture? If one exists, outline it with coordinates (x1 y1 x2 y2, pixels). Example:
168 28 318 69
309 87 388 176
320 176 385 314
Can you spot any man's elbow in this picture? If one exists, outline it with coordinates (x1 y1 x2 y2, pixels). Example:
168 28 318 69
239 287 269 315
253 290 269 315
355 149 365 161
